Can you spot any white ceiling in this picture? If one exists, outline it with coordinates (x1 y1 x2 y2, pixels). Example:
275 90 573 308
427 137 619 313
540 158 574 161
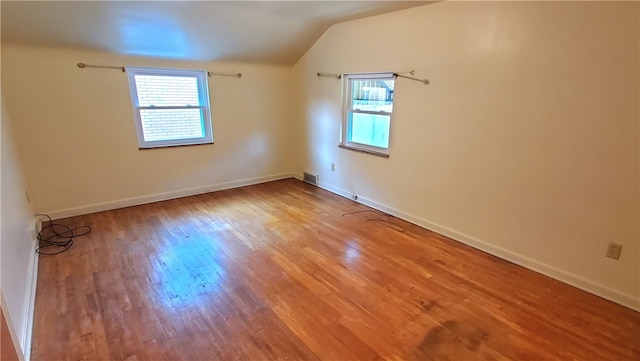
1 1 431 65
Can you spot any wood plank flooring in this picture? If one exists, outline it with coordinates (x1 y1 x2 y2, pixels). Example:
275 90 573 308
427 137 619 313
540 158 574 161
31 178 639 360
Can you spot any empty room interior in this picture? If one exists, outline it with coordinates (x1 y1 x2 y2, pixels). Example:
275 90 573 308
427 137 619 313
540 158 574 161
1 1 639 360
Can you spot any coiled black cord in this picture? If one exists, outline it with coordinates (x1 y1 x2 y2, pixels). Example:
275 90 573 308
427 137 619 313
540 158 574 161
35 214 92 255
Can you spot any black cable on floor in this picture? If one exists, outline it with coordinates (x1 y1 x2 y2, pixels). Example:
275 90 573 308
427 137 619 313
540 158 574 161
35 214 92 255
341 210 380 217
342 210 406 232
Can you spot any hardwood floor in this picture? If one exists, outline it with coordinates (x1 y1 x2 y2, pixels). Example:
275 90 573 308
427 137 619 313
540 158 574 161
31 178 639 360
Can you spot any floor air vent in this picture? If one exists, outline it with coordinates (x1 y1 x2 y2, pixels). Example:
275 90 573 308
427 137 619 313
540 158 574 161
303 172 318 186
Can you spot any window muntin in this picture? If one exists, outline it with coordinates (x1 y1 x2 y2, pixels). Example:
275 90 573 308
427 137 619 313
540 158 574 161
342 73 395 156
126 67 213 148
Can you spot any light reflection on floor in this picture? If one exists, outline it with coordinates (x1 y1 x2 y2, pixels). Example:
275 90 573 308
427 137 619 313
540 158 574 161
344 239 361 264
149 235 227 311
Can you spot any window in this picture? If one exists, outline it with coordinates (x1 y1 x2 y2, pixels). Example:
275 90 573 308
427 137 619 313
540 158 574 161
126 67 213 149
341 72 395 157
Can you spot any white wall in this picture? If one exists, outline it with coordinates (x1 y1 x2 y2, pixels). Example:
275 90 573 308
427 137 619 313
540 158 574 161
293 1 639 309
1 91 37 360
1 45 296 217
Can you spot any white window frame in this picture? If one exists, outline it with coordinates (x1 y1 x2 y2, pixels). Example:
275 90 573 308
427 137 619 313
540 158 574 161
126 66 213 149
340 72 395 157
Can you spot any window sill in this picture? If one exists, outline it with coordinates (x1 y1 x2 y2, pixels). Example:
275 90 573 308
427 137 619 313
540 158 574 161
139 141 214 150
338 144 389 158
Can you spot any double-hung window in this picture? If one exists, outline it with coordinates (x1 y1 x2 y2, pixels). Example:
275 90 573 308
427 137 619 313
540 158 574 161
126 67 213 149
341 72 395 157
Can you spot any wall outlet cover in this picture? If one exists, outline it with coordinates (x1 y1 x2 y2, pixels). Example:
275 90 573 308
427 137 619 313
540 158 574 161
606 242 622 260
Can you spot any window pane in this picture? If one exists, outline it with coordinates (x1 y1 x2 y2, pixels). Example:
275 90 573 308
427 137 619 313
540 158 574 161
349 112 390 148
351 79 394 113
135 75 200 107
140 108 204 142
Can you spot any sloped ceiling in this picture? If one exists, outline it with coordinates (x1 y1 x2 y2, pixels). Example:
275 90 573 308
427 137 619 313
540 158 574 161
1 1 431 65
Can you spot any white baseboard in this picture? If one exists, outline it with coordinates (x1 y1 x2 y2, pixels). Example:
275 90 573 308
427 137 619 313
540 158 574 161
5 239 39 361
44 173 296 220
1 294 24 361
21 240 38 361
315 179 640 311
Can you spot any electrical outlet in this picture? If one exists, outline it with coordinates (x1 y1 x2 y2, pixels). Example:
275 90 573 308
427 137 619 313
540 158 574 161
606 242 622 260
32 215 46 241
36 217 43 233
331 163 335 172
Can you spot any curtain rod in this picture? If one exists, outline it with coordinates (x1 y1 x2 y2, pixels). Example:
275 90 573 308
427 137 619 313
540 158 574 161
394 73 430 85
208 71 242 78
317 72 341 79
76 63 242 78
77 62 124 72
316 70 429 85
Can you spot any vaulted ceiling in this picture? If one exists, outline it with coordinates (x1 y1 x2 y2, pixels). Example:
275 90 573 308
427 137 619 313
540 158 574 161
1 1 431 65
